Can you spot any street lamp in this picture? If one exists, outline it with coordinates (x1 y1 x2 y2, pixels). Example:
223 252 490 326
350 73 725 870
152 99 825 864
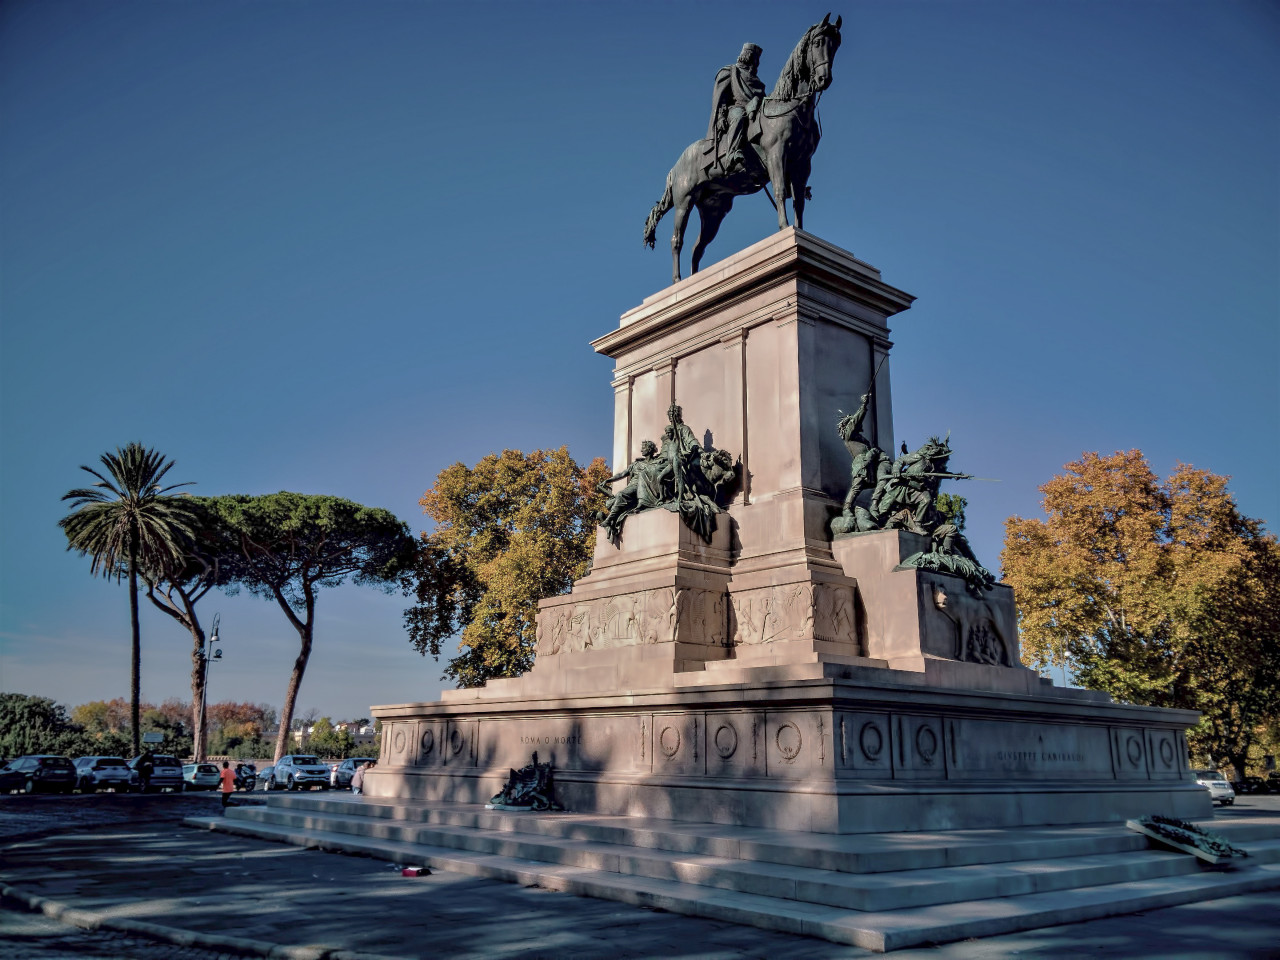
197 613 223 761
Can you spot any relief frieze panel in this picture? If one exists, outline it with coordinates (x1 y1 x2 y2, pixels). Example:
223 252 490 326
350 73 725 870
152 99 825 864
731 583 815 645
813 583 858 647
536 587 727 654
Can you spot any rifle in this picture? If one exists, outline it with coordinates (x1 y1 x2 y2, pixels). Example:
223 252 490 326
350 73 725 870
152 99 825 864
916 472 1001 482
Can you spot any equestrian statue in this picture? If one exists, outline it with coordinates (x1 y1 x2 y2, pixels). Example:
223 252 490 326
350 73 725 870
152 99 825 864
644 15 843 283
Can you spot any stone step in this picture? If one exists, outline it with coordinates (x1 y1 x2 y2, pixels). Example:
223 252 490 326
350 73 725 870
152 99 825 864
269 793 1255 874
187 813 1280 953
224 803 1280 913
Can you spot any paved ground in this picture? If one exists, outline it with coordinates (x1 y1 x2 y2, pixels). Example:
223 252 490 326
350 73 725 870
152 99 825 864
2 792 1279 959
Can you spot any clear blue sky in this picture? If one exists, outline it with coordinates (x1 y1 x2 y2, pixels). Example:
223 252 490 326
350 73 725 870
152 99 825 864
2 1 1276 721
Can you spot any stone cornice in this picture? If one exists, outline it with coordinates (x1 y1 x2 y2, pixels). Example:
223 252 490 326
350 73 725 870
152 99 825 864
593 229 915 360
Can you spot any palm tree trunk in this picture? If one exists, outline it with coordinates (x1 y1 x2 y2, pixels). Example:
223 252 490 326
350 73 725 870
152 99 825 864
128 544 141 758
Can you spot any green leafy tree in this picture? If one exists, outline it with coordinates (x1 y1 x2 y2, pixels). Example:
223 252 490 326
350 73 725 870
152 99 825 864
1002 450 1280 775
935 493 968 530
404 447 609 687
59 444 199 756
0 694 76 757
307 716 354 759
1 694 130 758
207 493 415 763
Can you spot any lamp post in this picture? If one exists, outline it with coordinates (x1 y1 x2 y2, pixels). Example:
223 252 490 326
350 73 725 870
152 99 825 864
197 613 223 761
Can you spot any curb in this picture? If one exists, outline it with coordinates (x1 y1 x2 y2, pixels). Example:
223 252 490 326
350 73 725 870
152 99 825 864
0 881 402 960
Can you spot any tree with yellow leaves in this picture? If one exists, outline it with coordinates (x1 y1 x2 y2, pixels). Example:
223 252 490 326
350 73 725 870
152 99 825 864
1002 450 1280 776
404 447 610 687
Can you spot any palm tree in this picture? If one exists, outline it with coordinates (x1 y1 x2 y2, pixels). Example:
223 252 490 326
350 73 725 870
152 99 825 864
60 444 199 757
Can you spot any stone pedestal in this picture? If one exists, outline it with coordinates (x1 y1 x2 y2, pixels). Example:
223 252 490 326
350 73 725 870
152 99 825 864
831 530 1022 673
370 229 1211 831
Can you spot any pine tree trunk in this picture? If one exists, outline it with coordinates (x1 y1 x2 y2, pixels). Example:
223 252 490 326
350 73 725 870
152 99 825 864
273 626 313 764
189 624 207 761
128 544 141 758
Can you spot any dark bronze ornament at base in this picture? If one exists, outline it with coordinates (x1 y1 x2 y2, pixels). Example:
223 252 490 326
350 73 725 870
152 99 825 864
488 751 562 812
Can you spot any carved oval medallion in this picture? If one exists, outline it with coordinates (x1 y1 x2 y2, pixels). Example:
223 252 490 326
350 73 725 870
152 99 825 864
858 722 884 761
775 721 803 762
1126 735 1143 766
392 728 406 756
1159 738 1174 767
449 728 465 756
420 728 435 756
915 725 938 764
659 725 682 760
714 723 738 760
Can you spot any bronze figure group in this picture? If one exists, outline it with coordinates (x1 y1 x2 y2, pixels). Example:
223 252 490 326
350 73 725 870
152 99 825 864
597 402 738 545
831 381 996 595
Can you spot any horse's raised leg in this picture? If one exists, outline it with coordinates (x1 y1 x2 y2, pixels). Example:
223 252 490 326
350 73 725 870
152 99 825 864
670 195 693 283
690 200 730 275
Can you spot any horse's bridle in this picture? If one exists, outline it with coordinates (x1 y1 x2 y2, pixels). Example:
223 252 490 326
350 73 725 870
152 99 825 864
761 32 834 120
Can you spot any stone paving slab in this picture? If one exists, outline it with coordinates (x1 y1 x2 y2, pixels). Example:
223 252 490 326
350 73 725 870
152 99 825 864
4 816 1280 958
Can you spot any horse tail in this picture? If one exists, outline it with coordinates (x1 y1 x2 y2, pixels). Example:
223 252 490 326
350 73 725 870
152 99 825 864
643 176 674 249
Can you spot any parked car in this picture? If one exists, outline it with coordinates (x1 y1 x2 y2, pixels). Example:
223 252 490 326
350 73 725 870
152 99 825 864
1192 769 1236 805
1232 776 1268 795
0 760 24 793
182 763 222 791
0 756 76 794
330 757 373 789
255 765 275 790
128 754 184 793
74 756 133 793
271 755 331 791
234 763 257 791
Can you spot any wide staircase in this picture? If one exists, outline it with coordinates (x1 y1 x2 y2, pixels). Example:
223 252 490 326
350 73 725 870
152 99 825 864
187 795 1280 952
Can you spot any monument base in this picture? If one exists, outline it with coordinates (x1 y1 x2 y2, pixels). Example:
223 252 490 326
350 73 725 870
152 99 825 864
371 231 1209 833
368 663 1210 834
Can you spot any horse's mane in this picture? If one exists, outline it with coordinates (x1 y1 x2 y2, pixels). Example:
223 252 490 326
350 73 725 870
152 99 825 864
770 25 820 100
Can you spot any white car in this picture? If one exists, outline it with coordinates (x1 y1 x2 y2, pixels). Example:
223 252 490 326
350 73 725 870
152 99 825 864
1192 769 1236 805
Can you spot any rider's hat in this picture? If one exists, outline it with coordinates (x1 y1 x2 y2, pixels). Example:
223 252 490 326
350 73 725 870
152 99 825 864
739 43 763 60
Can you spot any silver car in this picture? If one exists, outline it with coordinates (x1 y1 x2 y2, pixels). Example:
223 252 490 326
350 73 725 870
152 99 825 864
74 756 134 793
271 754 331 791
182 763 222 791
1193 768 1236 805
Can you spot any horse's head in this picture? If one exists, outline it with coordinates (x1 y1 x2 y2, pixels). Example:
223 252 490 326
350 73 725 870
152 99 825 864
805 13 842 91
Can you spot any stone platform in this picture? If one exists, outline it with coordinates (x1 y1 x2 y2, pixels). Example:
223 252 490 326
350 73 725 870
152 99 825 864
190 793 1280 952
369 657 1209 833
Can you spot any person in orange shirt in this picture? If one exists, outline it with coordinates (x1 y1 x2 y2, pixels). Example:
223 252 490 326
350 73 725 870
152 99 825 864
219 761 237 810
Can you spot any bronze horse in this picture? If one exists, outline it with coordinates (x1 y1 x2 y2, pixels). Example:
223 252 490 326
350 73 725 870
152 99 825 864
644 16 842 283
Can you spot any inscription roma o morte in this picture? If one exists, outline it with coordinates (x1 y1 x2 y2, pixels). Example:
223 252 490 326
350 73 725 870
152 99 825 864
994 750 1087 763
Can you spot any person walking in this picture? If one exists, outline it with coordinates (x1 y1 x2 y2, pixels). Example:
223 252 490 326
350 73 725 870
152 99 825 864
219 760 236 810
136 751 153 793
